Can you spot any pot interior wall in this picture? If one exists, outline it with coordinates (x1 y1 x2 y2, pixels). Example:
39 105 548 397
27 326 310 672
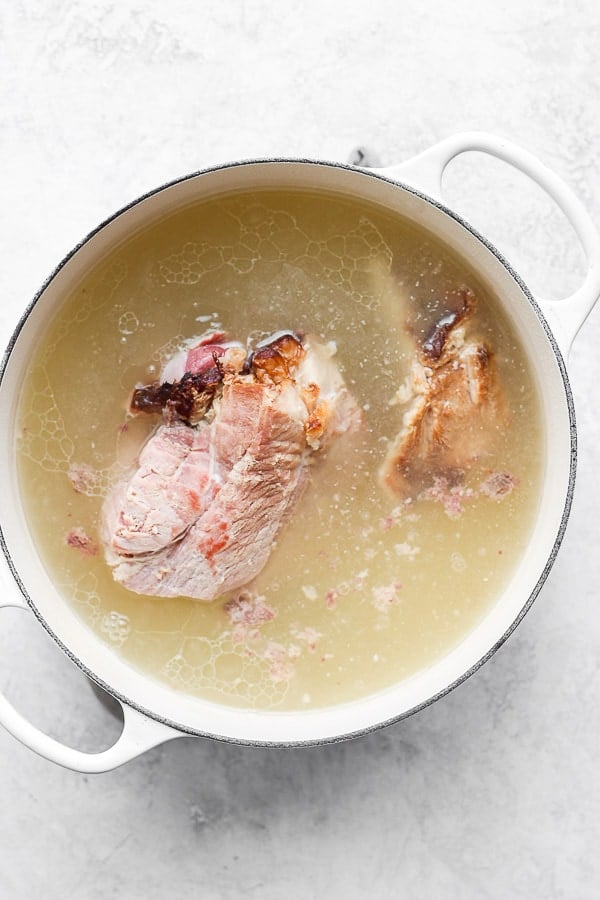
0 162 574 744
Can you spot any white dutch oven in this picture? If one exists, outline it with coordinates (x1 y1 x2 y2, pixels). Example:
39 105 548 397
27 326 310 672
1 133 599 772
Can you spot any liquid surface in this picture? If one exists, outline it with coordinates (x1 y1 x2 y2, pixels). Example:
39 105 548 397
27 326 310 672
16 187 544 710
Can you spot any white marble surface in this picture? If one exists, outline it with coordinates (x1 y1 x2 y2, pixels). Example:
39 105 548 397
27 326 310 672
1 1 600 897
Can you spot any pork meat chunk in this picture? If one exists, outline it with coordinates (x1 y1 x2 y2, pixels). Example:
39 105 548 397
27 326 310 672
103 331 360 601
380 289 507 497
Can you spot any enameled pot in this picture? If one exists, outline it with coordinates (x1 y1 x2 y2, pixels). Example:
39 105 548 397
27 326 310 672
1 133 599 771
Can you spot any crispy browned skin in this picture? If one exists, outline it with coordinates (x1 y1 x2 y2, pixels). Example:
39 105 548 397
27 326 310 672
250 333 305 383
130 365 224 426
420 290 473 361
380 289 507 497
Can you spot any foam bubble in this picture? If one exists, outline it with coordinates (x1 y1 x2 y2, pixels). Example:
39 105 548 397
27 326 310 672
161 629 292 708
118 312 139 335
156 205 393 307
72 573 102 625
100 610 131 646
18 260 130 487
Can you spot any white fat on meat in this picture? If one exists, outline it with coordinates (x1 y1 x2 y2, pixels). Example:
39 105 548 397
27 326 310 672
295 338 362 449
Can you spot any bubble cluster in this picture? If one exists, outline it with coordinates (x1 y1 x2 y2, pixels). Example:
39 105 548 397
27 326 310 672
159 241 229 283
67 459 126 499
72 573 102 626
18 260 129 482
157 204 393 304
100 610 131 646
149 333 187 372
118 311 139 335
161 631 290 708
19 374 74 474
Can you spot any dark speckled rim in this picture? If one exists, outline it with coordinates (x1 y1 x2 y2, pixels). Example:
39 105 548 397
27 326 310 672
0 158 576 749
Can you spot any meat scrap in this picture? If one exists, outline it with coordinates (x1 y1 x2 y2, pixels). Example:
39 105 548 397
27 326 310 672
479 470 519 500
102 330 360 601
66 526 98 557
379 289 508 498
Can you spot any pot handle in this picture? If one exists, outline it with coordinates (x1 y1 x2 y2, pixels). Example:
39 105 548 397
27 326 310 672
0 585 182 773
376 132 600 355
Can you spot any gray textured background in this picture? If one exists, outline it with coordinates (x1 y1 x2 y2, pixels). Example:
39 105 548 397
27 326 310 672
1 2 599 897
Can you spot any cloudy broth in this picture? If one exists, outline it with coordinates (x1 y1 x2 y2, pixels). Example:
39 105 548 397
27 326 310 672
16 187 544 710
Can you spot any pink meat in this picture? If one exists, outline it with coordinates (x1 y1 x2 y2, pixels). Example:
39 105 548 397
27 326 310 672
161 332 238 383
111 381 310 599
103 422 218 557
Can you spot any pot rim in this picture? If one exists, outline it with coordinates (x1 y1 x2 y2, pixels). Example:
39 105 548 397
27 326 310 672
0 156 577 748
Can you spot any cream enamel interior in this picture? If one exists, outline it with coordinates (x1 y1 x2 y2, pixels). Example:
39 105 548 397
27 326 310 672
0 161 573 744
